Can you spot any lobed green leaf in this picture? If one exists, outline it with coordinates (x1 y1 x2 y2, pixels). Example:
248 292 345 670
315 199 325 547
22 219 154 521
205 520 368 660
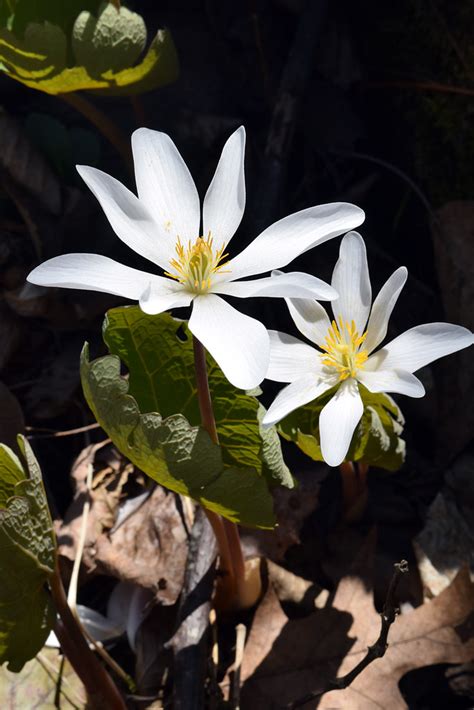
278 383 405 471
0 4 178 96
80 343 276 528
0 437 56 671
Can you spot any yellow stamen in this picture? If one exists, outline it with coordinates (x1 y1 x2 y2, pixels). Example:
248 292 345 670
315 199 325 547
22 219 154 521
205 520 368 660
321 318 368 381
165 231 230 294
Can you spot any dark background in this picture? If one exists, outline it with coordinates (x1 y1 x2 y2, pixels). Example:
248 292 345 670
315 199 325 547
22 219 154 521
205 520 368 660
0 0 472 569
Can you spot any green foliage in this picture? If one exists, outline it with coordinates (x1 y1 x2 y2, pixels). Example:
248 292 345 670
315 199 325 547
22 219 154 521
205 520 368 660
81 344 276 528
0 437 56 672
0 1 178 96
102 307 293 489
278 383 405 471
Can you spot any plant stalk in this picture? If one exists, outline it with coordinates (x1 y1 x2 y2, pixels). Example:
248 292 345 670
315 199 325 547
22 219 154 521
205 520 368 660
192 336 247 606
49 558 126 710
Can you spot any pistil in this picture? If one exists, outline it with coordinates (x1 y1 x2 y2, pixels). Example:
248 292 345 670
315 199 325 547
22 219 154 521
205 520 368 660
321 317 368 380
165 232 229 293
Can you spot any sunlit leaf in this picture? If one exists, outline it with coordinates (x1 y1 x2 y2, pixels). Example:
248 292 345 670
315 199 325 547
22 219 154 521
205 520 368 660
0 3 178 96
278 384 405 471
81 344 276 528
103 307 293 488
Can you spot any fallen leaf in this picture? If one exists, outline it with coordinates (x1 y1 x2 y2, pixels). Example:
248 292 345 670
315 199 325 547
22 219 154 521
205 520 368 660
0 646 86 709
240 538 474 709
58 443 189 604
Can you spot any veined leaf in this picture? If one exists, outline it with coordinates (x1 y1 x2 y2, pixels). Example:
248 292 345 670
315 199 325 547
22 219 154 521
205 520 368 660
278 383 405 471
0 3 178 96
72 3 147 77
81 344 276 528
102 307 293 488
0 437 56 671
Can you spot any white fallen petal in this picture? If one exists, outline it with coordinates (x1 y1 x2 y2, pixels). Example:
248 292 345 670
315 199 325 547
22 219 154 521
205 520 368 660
319 379 363 466
132 128 200 243
366 323 474 374
267 330 322 383
203 126 246 250
262 373 335 427
225 203 365 280
189 293 270 389
358 368 425 397
331 232 372 334
77 165 172 269
364 267 407 353
27 253 165 301
213 271 337 300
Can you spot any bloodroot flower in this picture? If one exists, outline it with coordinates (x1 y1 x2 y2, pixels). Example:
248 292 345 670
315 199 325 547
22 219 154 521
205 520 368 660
27 127 364 389
263 232 473 465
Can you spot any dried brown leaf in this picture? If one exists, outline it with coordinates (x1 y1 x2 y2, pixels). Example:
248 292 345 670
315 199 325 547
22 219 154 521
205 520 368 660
240 538 474 709
58 443 188 604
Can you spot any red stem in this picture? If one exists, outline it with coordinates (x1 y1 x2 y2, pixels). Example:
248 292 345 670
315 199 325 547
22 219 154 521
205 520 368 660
49 559 126 709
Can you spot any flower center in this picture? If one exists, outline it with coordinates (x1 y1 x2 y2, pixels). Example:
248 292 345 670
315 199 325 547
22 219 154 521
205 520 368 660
321 317 368 381
165 233 230 294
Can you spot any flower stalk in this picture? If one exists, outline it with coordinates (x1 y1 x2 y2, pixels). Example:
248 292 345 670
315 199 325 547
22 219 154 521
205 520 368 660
49 557 126 710
192 335 248 608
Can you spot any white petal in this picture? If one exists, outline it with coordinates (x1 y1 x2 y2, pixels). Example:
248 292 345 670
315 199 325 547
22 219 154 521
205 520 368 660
27 253 170 301
364 267 407 353
365 323 474 374
262 374 335 427
203 127 246 250
319 378 363 467
358 368 425 397
131 128 200 243
331 232 371 334
77 165 172 268
225 203 365 280
188 294 269 389
285 297 332 348
139 286 193 315
213 271 337 300
267 330 321 383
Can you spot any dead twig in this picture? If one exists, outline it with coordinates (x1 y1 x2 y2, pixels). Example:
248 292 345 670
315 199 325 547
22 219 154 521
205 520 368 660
286 560 409 709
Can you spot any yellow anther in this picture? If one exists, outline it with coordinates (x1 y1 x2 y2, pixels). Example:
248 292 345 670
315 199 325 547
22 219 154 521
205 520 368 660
320 318 368 381
165 232 230 293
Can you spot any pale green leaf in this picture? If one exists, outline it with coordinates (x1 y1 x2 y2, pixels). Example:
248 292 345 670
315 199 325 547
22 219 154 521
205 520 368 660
278 383 405 471
0 437 56 671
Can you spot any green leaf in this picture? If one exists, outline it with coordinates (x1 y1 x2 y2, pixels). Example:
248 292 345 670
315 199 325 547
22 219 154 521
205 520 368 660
0 437 56 671
72 2 146 77
102 306 292 487
278 383 405 471
80 345 276 528
0 4 178 96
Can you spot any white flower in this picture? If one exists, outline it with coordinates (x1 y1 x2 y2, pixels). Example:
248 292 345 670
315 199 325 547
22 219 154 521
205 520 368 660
27 127 364 389
263 232 474 466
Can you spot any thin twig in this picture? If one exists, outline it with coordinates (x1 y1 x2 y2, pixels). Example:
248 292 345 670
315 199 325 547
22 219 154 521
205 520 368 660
230 624 247 710
287 560 409 709
26 422 101 439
